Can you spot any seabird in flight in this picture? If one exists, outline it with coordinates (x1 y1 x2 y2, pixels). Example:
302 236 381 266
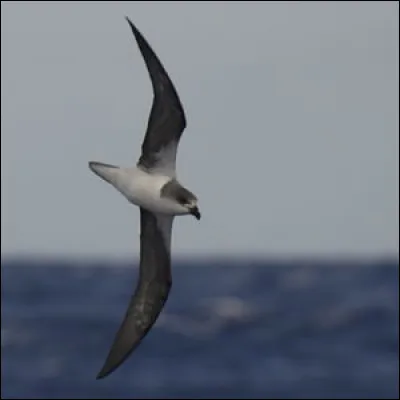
89 17 201 380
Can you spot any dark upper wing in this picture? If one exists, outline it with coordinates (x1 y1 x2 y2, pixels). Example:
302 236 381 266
126 17 187 175
96 209 174 380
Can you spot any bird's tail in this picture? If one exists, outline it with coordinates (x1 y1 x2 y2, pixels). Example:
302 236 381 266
88 161 120 185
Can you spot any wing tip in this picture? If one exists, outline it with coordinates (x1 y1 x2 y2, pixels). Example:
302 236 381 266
96 362 115 380
125 16 140 37
96 369 109 380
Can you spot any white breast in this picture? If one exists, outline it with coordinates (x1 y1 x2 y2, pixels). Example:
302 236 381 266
112 167 188 216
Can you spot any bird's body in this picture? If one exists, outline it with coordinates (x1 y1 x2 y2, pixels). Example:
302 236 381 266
89 162 190 216
88 17 201 380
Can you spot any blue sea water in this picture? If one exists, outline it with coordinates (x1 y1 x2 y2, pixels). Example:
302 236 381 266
1 258 399 399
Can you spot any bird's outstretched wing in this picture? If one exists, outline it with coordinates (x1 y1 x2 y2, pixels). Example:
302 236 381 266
126 17 187 176
96 208 174 379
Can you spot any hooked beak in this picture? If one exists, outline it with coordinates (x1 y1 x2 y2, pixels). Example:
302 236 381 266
189 206 201 220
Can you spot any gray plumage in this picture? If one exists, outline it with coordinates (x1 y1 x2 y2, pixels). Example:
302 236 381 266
96 209 172 379
126 17 187 175
161 179 198 205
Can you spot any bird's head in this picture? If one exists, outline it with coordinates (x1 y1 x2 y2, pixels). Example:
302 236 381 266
176 193 200 220
161 179 201 220
183 198 201 220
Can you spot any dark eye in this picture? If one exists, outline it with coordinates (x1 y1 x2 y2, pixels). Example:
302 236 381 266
178 196 187 205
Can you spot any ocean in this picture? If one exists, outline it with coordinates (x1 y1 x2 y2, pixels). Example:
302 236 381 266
1 258 399 399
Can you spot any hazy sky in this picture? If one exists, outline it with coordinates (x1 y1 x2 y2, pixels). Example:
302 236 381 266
1 1 399 259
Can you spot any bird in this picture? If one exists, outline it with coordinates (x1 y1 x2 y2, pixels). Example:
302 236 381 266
88 17 201 380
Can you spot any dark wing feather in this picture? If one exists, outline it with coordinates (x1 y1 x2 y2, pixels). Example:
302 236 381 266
96 209 173 380
126 17 186 174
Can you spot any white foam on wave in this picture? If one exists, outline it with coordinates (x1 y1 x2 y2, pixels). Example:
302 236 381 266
157 296 259 338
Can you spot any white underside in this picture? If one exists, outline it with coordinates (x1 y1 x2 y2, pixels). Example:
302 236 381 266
90 163 189 216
